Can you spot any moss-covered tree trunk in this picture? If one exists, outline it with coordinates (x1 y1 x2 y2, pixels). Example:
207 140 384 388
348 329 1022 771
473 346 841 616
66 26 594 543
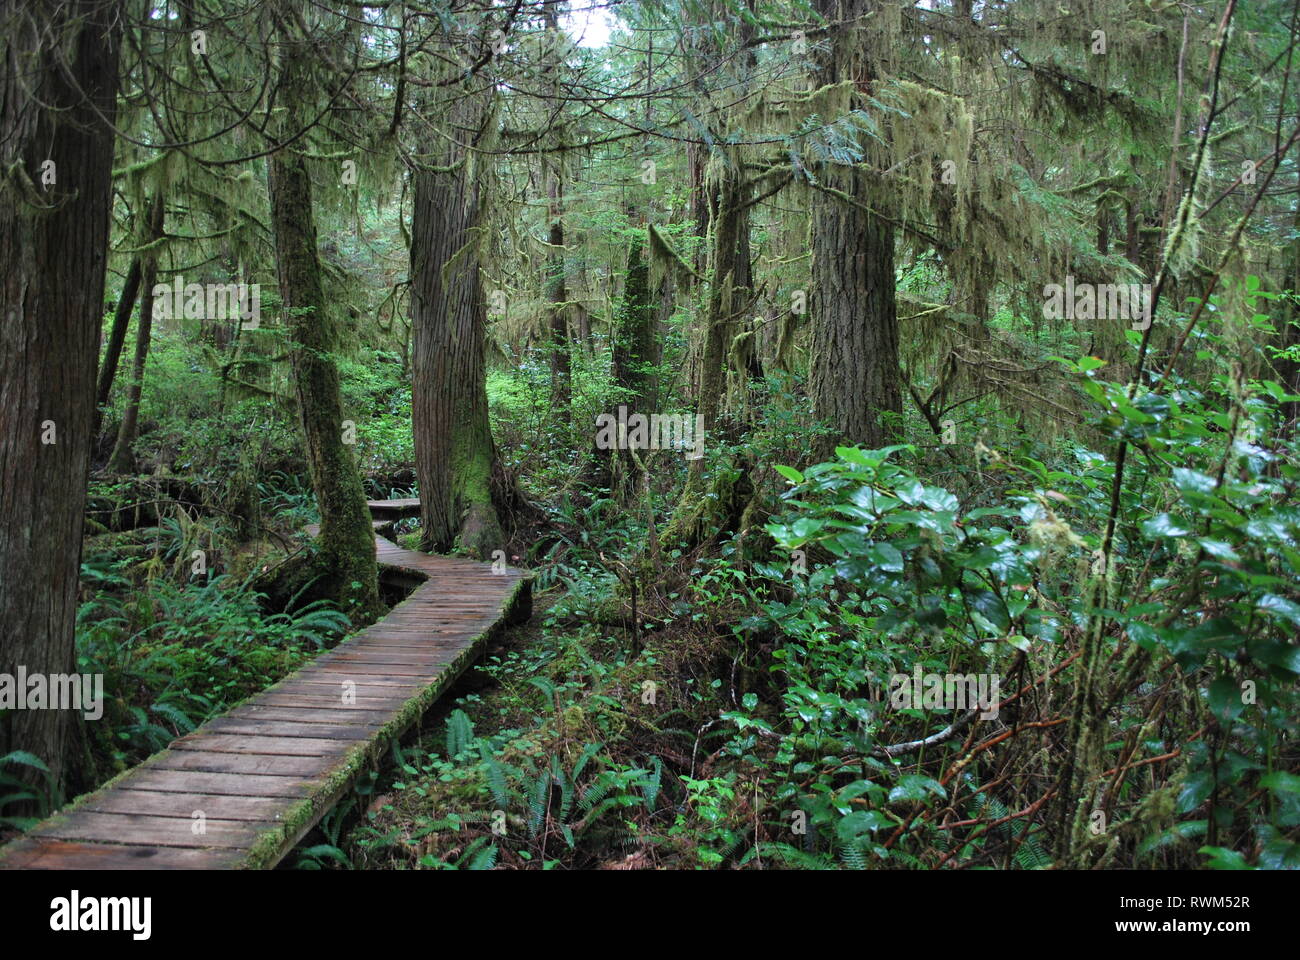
808 0 902 458
612 230 657 410
546 172 571 424
268 15 380 623
809 197 901 454
1279 191 1300 435
108 195 165 474
659 3 767 547
661 158 750 546
0 0 120 794
606 227 659 498
543 9 571 429
411 84 507 558
94 250 143 438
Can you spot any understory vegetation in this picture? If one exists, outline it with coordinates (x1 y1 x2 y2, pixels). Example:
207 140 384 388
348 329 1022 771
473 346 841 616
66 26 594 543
341 292 1300 871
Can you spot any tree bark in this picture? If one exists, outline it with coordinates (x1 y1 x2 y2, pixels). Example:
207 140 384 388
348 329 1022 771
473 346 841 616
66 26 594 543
411 83 507 558
1278 193 1300 435
0 0 121 793
95 253 143 438
661 157 750 546
687 141 711 275
108 196 165 473
268 11 381 622
808 0 902 457
612 230 657 410
608 227 659 497
546 175 571 421
543 11 571 426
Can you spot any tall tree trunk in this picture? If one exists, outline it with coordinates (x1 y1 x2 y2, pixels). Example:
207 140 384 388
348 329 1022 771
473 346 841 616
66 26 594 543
658 3 760 547
612 230 657 410
411 85 507 558
687 141 711 275
1125 154 1141 265
95 252 143 438
607 226 658 498
808 0 902 457
1278 192 1300 435
662 158 750 545
546 172 571 421
543 9 571 426
108 195 165 474
694 167 745 462
0 0 121 793
268 13 380 623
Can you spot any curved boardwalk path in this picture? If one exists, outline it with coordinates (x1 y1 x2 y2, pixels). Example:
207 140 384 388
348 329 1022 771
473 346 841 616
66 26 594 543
0 502 530 870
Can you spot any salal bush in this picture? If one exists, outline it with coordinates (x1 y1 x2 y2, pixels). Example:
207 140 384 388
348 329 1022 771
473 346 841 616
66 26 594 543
735 365 1299 868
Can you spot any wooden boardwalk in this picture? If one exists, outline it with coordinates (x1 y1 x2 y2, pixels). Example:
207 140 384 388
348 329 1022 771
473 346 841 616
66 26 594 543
365 497 422 521
0 503 530 870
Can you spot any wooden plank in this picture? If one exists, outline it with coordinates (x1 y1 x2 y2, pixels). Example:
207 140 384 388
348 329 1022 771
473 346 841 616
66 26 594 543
316 651 458 665
333 639 459 650
123 768 313 797
299 663 446 678
0 838 246 870
249 692 415 710
171 733 354 757
146 751 331 778
204 717 381 740
227 704 394 724
33 811 272 849
294 663 442 678
80 790 288 821
251 684 420 701
261 676 422 692
310 658 452 674
316 649 455 665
